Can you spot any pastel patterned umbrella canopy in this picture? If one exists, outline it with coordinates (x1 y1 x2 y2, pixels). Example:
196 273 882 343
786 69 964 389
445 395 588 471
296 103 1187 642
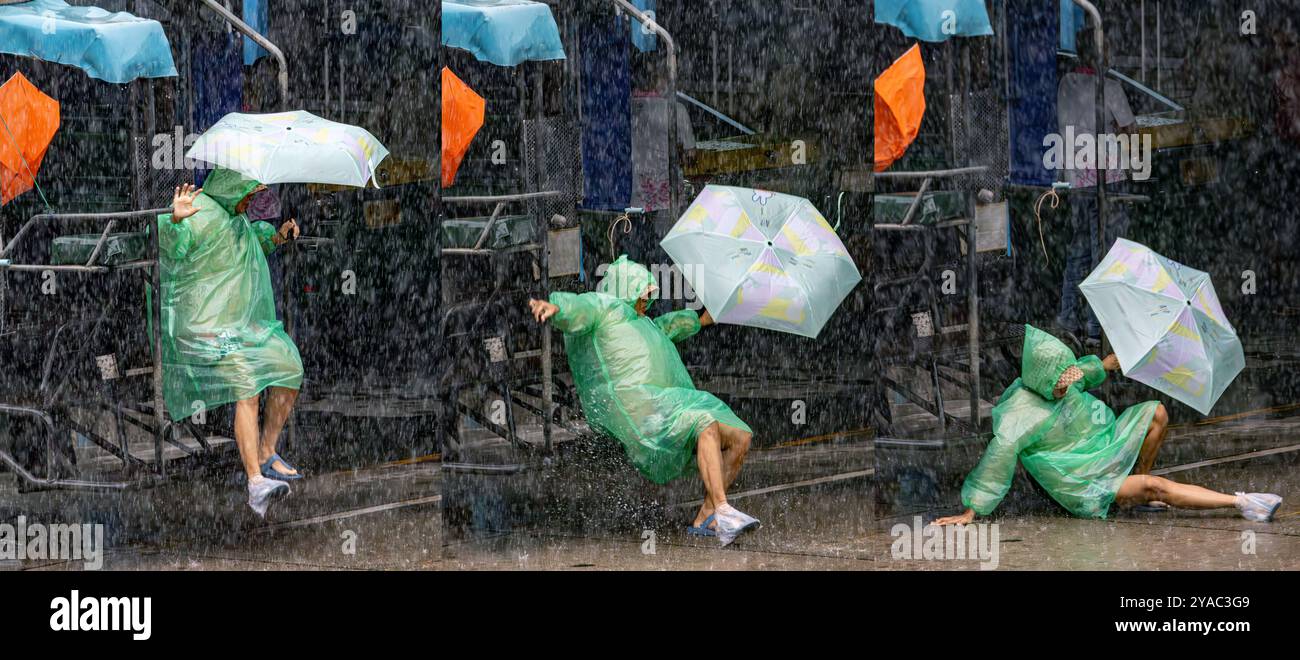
661 185 861 339
186 111 390 187
1081 238 1244 414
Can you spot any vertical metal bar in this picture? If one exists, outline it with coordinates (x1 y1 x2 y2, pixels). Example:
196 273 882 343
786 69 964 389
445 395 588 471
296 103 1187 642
534 69 553 453
711 29 718 107
728 43 733 117
961 39 980 429
967 222 980 428
126 76 165 473
541 251 553 454
925 230 946 433
151 216 167 476
324 0 331 110
1140 0 1147 83
1072 1 1108 357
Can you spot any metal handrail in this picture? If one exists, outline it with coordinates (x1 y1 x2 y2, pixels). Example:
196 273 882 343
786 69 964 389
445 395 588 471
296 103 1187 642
443 191 564 252
0 209 172 265
0 207 172 484
442 191 564 205
872 166 990 180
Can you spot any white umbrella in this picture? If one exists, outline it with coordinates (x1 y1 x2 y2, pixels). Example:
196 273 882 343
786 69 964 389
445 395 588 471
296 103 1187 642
186 110 390 187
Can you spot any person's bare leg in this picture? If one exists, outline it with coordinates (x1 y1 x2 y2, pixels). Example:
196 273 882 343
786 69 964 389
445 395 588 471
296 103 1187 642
234 395 263 480
258 387 299 476
693 424 728 527
1116 475 1237 509
1133 404 1169 475
718 424 752 489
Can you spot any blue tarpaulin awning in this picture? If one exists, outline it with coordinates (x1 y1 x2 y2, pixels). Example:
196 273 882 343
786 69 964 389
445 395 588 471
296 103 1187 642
875 0 994 42
441 0 566 67
243 0 269 66
631 0 656 53
0 0 178 84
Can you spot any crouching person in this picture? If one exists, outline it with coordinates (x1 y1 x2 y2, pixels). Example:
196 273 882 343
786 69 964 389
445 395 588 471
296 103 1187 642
529 256 759 545
935 325 1282 527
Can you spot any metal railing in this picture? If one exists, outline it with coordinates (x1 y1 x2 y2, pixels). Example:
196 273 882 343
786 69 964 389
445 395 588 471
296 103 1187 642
0 208 173 489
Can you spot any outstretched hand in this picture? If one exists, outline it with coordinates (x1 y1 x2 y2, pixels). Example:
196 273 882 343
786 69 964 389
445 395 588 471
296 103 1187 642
171 183 203 223
529 299 558 323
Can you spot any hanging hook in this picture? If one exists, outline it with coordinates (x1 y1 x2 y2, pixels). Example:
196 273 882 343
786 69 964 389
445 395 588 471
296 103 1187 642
1034 187 1061 265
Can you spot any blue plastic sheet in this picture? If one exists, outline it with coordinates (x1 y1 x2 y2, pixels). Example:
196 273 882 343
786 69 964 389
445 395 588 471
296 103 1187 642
441 0 566 67
580 9 631 211
875 0 994 42
0 0 178 83
243 0 269 66
191 32 243 184
631 0 656 53
1060 0 1087 51
1007 0 1057 186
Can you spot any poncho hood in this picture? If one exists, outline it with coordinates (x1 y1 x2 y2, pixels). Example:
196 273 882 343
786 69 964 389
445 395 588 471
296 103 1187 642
598 255 658 306
1021 324 1078 400
202 167 263 215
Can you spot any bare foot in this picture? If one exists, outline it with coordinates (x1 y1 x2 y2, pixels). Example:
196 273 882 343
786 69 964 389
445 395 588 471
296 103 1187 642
692 504 717 529
259 453 298 477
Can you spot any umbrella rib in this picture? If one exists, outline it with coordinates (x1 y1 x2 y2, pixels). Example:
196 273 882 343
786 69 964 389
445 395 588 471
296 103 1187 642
1188 279 1235 332
665 229 769 316
667 228 769 246
259 115 299 183
710 255 756 319
1084 280 1186 360
762 246 824 331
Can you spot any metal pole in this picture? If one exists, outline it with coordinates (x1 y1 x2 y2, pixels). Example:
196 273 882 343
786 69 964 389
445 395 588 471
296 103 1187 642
534 69 553 453
151 224 167 476
967 221 979 428
711 29 718 108
961 40 980 429
1072 1 1108 356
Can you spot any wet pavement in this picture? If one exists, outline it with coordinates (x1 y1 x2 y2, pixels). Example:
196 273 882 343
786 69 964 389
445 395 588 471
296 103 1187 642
442 442 1299 571
4 409 1297 571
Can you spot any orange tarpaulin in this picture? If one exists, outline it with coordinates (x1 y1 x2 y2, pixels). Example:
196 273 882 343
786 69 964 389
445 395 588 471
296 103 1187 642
441 66 485 188
874 44 926 172
0 72 60 205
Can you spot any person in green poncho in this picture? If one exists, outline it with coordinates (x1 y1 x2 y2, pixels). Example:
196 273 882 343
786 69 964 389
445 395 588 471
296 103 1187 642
529 256 760 546
160 169 305 517
935 325 1282 526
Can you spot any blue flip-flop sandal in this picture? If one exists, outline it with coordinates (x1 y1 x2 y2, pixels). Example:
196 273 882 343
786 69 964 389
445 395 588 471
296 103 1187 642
260 453 302 481
687 514 716 537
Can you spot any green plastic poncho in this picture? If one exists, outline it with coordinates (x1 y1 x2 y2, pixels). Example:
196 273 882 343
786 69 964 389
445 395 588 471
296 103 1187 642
549 256 752 484
156 168 303 420
961 325 1159 519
